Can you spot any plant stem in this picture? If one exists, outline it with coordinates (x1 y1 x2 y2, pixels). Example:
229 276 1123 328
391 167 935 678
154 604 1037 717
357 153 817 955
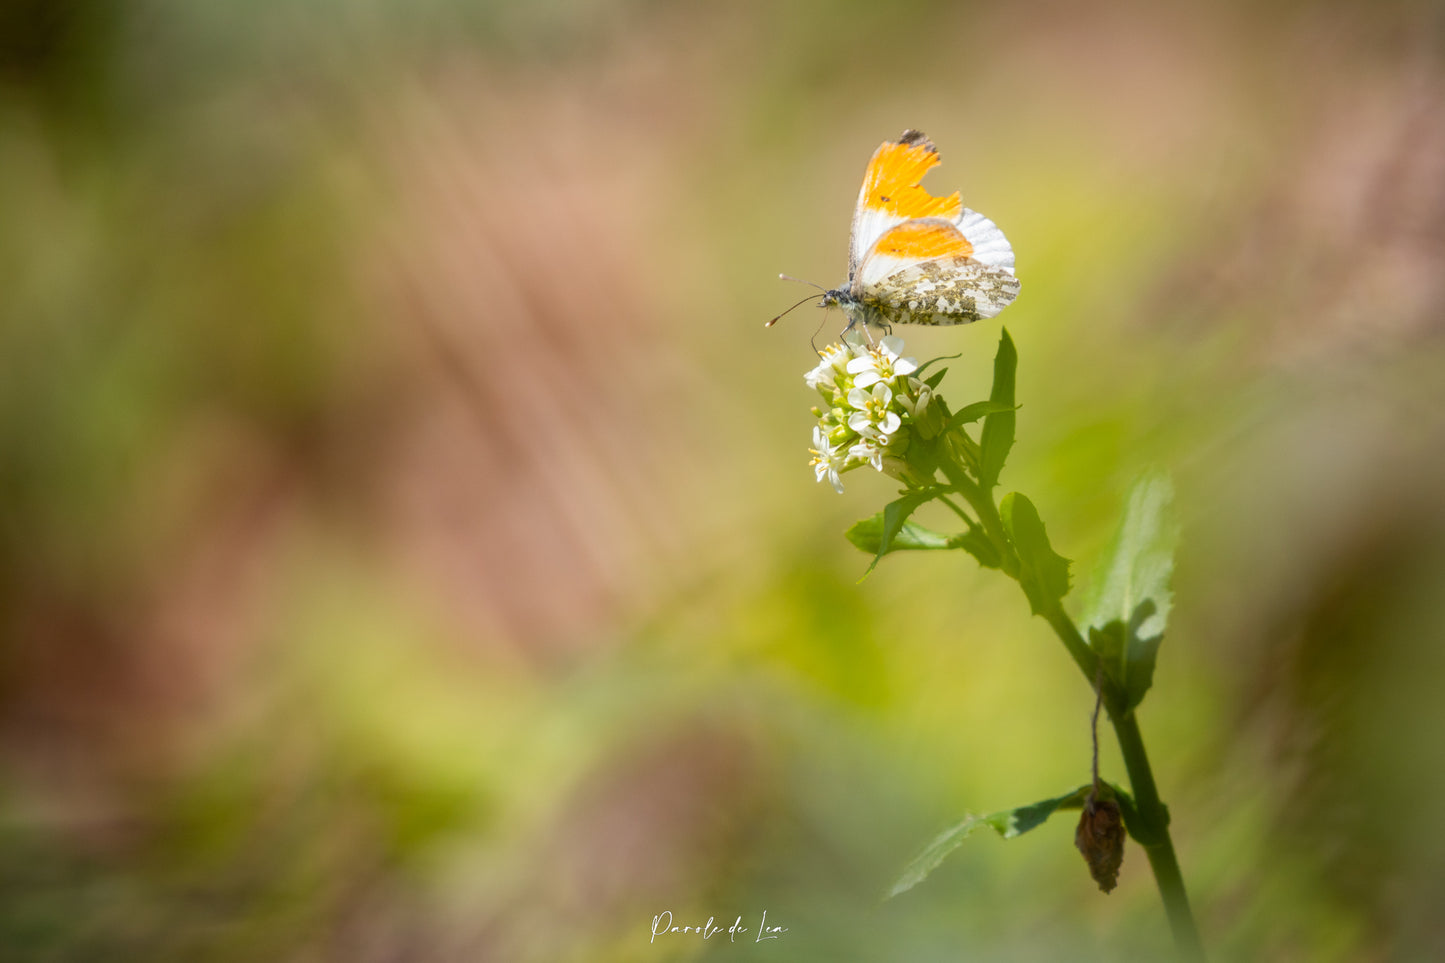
1039 605 1107 706
1044 611 1204 960
934 493 979 531
1045 610 1204 961
1111 711 1205 961
937 460 1017 578
962 480 1205 959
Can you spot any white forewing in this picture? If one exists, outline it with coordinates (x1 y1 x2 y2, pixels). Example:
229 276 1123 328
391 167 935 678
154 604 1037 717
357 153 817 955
856 249 913 288
848 197 908 278
851 217 958 289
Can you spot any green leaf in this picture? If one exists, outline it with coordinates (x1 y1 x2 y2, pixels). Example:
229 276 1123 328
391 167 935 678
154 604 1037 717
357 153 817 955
846 492 932 575
887 783 1144 899
845 504 1002 571
846 516 952 554
978 328 1017 489
1080 470 1178 712
914 352 962 378
1000 492 1072 614
888 785 1092 899
951 528 1003 570
924 368 948 390
947 400 1019 431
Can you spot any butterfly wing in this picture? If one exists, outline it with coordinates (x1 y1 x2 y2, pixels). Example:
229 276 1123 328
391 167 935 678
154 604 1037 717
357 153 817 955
852 218 1020 326
842 129 1019 327
848 130 963 278
860 257 1021 326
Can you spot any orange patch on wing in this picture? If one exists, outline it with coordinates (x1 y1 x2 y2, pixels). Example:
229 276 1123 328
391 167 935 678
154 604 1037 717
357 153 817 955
871 221 974 260
861 137 964 220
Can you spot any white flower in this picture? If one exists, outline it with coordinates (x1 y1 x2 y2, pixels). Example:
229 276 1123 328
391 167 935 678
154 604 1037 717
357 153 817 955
804 342 852 391
848 429 887 471
878 335 918 370
809 425 848 493
846 382 902 436
896 379 933 418
845 381 890 410
845 335 918 389
802 336 936 492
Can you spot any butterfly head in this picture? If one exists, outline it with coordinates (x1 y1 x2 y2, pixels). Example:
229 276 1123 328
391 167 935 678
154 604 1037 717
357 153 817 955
821 287 872 331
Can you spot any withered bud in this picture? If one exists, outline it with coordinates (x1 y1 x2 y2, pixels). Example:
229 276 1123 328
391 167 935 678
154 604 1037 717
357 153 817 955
1075 795 1125 893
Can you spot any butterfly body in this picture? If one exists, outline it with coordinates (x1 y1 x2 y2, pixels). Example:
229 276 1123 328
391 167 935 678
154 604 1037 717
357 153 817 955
814 129 1019 335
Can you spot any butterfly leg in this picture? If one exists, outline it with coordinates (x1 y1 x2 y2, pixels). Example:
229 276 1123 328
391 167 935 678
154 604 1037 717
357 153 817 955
840 323 873 347
835 299 878 346
856 320 888 345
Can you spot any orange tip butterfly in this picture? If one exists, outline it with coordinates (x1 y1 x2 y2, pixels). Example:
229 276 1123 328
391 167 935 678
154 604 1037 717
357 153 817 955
769 129 1019 336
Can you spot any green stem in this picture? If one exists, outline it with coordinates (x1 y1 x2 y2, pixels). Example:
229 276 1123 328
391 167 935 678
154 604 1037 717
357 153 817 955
937 460 1017 578
962 479 1204 959
1040 603 1106 706
1112 712 1205 961
934 493 978 529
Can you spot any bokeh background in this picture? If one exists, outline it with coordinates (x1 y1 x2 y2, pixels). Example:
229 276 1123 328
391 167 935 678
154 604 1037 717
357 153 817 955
3 0 1445 960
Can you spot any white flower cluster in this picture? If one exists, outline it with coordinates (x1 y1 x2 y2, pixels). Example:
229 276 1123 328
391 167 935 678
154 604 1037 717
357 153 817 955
805 336 935 493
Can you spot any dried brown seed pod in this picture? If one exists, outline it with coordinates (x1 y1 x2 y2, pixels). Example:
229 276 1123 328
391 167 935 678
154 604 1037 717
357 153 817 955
1075 794 1126 893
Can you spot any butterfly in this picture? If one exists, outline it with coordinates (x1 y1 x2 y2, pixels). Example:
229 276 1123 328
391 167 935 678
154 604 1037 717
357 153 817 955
770 129 1019 336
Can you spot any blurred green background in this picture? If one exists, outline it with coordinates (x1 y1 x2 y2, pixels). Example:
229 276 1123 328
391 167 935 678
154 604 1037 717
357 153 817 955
3 0 1445 959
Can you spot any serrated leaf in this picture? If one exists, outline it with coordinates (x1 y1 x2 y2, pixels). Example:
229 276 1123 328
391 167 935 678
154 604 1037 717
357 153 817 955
1080 470 1178 712
978 329 1017 489
1000 492 1072 614
846 492 932 575
888 785 1092 899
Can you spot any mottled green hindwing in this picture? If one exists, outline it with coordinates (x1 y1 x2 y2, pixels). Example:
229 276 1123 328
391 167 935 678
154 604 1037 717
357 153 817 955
860 258 1020 326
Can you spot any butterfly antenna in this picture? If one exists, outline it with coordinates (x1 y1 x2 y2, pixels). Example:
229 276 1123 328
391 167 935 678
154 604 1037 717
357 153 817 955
764 292 821 328
778 273 829 293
